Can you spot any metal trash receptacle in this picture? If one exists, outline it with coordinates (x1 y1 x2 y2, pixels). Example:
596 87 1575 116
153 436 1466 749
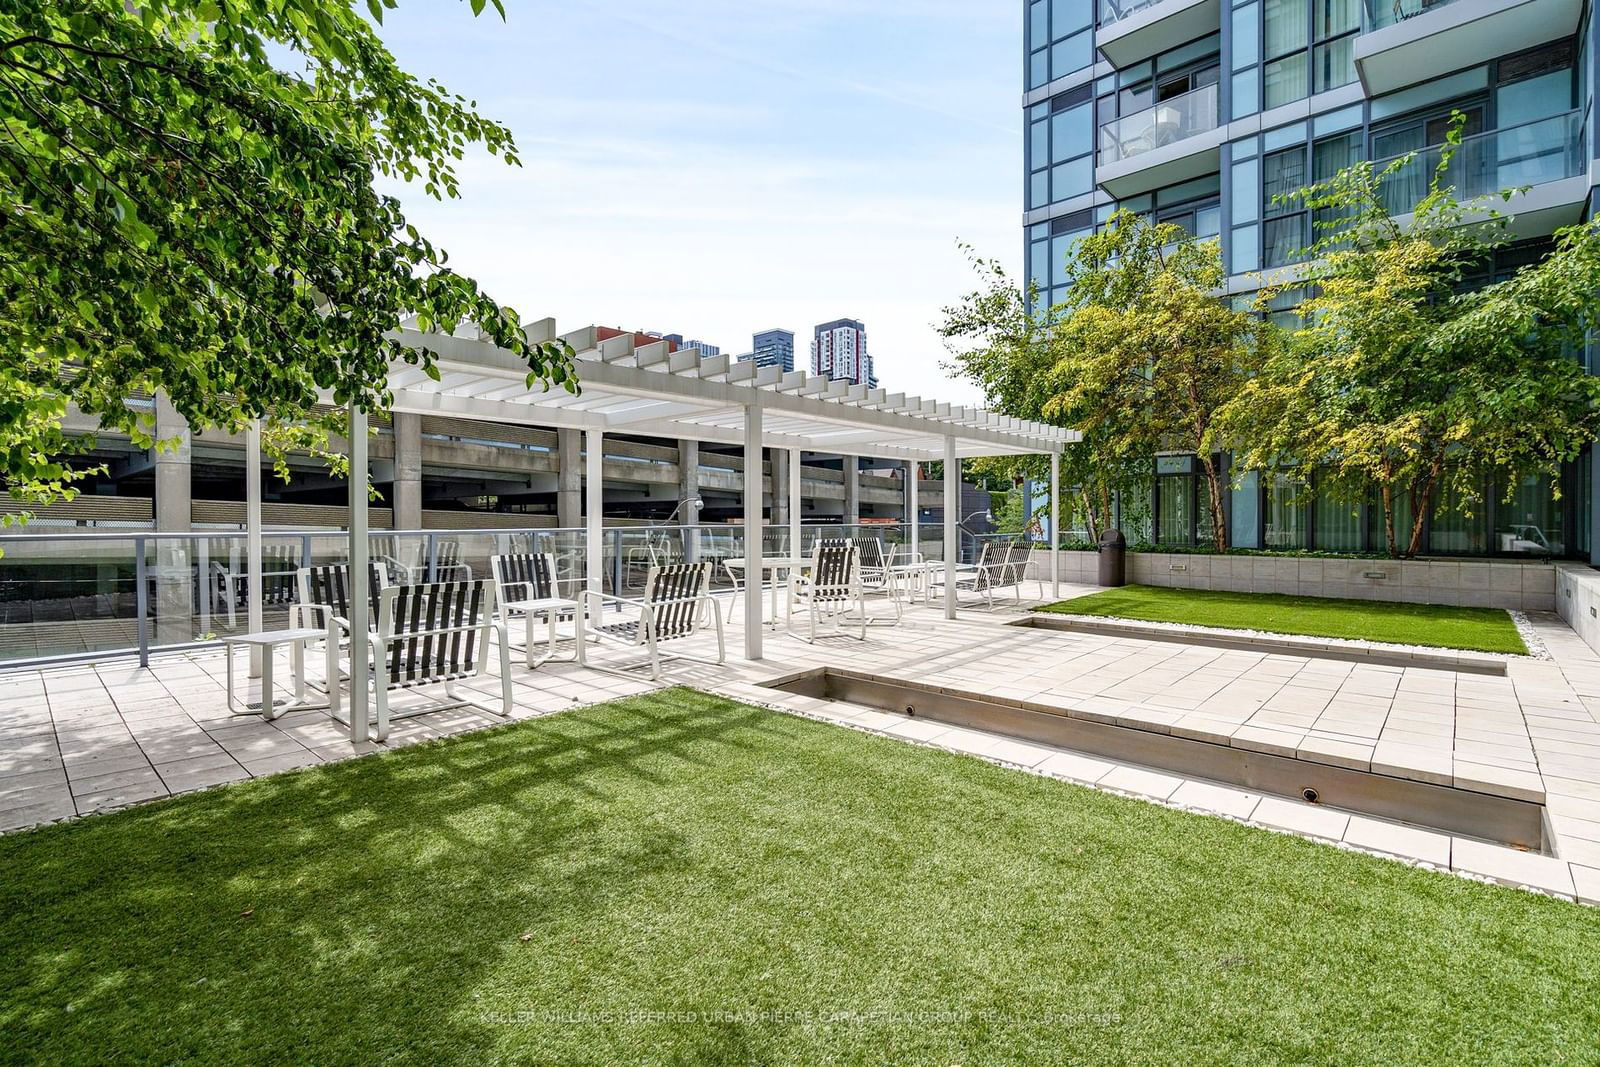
1097 529 1126 587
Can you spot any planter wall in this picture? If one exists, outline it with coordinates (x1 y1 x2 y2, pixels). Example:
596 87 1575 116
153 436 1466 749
1555 562 1600 655
1025 549 1555 612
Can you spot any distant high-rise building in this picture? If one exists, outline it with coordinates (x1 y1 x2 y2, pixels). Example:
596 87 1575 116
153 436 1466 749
742 328 795 373
810 318 875 387
659 333 720 357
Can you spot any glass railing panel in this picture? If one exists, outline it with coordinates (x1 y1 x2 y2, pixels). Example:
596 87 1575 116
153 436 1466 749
1375 111 1582 217
1098 83 1219 164
1365 0 1463 31
1100 0 1166 25
0 536 145 664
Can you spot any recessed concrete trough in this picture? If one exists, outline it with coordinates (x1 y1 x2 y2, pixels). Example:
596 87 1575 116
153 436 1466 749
761 667 1547 853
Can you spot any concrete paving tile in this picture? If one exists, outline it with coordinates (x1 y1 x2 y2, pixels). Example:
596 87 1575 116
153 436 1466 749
1370 742 1455 787
240 751 324 777
1170 780 1261 820
1099 765 1184 801
1229 725 1305 758
1450 838 1574 898
158 760 250 795
1342 815 1451 867
1295 736 1374 772
0 794 78 832
1035 750 1115 785
1249 796 1350 842
72 770 169 812
985 737 1057 768
880 718 952 743
1569 864 1600 907
1452 761 1545 804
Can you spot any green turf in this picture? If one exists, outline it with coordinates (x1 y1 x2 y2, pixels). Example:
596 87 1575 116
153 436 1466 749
1036 583 1529 655
2 689 1593 1065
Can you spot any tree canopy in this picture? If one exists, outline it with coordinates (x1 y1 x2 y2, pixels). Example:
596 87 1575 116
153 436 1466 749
942 216 1271 548
1225 115 1600 556
0 0 574 518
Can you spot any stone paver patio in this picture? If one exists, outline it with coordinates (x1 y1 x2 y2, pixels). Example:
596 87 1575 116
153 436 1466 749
5 580 1600 905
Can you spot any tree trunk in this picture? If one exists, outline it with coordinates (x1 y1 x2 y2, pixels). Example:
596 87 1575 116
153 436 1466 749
1380 483 1398 558
1404 453 1446 558
1196 452 1229 551
1080 487 1099 542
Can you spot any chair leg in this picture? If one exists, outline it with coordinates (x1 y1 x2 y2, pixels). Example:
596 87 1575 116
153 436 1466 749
499 640 514 716
373 673 389 743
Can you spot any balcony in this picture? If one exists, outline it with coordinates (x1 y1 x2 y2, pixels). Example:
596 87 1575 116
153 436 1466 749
1355 0 1583 95
1096 0 1221 68
1095 83 1223 196
1375 109 1587 237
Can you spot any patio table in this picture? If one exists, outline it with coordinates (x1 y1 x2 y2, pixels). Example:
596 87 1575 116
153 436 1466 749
502 595 586 668
722 556 811 629
222 627 328 719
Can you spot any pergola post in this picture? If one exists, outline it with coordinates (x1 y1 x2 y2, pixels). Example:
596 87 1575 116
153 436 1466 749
908 459 919 560
585 429 603 594
1050 450 1061 600
788 447 802 561
943 436 957 620
246 419 263 677
347 406 370 744
744 400 764 660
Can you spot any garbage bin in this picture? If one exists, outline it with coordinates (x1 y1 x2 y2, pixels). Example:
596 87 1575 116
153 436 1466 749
1097 528 1126 587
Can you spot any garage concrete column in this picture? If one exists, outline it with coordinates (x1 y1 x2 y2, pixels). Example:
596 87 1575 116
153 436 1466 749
770 446 789 535
558 428 582 530
152 392 193 646
678 438 699 563
391 412 422 530
153 392 192 533
843 456 860 530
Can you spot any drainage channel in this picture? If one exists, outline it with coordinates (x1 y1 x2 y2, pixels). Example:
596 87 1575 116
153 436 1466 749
762 668 1547 854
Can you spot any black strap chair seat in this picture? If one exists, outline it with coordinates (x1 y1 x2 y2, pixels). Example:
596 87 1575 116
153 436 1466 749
326 579 511 741
581 561 723 680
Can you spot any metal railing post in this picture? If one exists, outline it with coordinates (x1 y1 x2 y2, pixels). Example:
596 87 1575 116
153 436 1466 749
610 528 623 597
134 536 149 668
426 531 438 583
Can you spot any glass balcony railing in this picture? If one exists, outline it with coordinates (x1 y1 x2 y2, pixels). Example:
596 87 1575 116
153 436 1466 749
1099 0 1166 24
1364 0 1463 31
1374 110 1584 217
1098 83 1219 165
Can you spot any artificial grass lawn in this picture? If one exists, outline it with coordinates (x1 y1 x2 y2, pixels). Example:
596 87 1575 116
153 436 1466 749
4 690 1596 1065
1037 583 1529 655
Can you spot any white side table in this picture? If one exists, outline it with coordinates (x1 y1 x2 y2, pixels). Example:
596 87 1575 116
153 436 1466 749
222 628 328 719
502 597 585 668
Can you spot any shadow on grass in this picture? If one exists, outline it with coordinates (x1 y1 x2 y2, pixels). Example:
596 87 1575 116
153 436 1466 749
0 689 781 1062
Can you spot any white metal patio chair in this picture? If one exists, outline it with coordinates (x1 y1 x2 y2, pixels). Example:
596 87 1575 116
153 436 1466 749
490 551 584 666
582 561 724 680
851 536 902 621
330 579 511 742
788 542 867 642
928 541 1017 610
292 562 388 691
210 543 300 627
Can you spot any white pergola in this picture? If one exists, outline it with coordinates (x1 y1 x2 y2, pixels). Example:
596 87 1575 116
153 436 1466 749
246 320 1077 740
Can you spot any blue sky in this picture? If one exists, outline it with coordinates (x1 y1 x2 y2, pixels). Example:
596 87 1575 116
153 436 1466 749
373 0 1023 404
